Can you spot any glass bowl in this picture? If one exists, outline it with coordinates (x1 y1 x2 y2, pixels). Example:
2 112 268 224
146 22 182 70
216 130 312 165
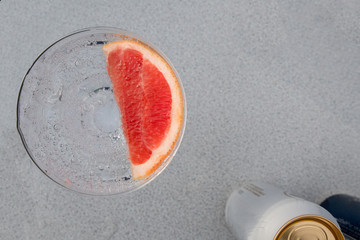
17 27 186 195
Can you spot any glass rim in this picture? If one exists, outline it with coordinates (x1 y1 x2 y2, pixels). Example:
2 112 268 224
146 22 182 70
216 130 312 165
17 26 187 196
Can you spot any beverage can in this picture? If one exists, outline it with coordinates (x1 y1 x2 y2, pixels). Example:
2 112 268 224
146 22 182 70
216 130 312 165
321 194 360 240
225 182 345 240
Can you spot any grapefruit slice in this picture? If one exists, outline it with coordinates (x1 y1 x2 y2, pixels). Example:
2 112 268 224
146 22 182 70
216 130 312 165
103 40 183 180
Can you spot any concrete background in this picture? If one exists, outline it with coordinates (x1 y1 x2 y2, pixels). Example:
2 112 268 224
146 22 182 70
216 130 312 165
1 0 359 239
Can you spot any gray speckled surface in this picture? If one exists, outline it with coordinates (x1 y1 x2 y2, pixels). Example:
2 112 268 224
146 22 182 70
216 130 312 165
1 0 360 239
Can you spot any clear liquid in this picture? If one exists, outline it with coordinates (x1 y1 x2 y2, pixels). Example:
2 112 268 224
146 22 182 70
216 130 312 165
18 33 140 194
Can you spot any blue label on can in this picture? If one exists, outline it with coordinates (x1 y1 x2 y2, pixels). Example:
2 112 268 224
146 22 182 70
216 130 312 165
320 194 360 239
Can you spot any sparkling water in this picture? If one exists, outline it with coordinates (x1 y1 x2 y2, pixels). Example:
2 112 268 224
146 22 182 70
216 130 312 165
17 30 148 194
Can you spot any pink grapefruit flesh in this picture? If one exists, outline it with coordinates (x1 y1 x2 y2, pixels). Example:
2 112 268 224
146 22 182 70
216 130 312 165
103 40 183 179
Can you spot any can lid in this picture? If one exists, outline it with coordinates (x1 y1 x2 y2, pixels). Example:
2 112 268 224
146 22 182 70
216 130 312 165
275 215 344 240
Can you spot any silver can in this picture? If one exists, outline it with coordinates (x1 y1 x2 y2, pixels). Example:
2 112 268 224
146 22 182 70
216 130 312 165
225 182 344 240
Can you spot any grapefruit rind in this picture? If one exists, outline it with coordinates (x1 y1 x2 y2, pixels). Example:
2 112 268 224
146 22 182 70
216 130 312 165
103 40 183 180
